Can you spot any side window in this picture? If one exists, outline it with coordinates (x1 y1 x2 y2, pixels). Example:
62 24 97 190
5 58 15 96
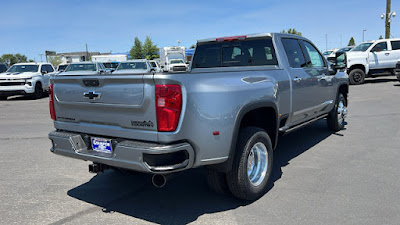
301 41 325 68
221 40 278 67
371 42 388 52
281 38 306 68
45 65 54 72
390 41 400 50
40 65 46 73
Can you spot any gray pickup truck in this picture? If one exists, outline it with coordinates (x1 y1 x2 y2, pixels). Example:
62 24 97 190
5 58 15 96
48 33 349 200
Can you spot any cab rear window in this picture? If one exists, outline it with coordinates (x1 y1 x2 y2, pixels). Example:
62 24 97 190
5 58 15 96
192 38 278 69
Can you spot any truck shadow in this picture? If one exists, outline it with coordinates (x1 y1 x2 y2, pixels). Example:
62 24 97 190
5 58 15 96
66 120 334 224
266 120 333 192
364 77 398 84
5 95 48 101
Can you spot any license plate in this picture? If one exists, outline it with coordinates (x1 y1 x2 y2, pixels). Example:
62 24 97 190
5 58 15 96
91 137 112 153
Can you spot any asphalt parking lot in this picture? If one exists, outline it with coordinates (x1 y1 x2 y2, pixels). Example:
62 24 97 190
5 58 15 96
1 76 400 225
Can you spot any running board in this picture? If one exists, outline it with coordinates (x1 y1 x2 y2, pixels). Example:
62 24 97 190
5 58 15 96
279 114 328 134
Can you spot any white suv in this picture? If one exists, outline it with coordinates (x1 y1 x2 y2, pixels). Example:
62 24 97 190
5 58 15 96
0 62 55 100
345 38 400 84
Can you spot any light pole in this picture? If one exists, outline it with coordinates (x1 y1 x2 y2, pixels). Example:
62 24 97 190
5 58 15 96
39 54 43 62
363 29 366 42
381 0 396 39
325 34 328 51
177 40 181 46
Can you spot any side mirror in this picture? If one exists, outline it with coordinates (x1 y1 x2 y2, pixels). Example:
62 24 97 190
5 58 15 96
328 52 347 75
99 69 105 74
334 52 347 69
41 71 48 75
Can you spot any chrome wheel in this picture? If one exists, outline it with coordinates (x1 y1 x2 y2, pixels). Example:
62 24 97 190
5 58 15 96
247 142 268 187
337 99 347 126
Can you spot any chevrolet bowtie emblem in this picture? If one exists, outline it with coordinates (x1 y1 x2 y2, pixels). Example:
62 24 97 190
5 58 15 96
83 91 101 100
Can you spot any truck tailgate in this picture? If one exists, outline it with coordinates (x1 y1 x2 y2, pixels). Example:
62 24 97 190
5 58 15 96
52 74 158 141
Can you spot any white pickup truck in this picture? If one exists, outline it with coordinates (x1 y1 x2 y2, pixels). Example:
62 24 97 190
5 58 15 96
344 38 400 84
0 62 55 100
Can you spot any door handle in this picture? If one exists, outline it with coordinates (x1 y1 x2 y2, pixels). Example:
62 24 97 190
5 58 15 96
385 53 390 56
293 77 302 82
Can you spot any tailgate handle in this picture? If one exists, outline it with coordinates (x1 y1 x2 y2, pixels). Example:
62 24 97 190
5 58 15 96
83 79 99 87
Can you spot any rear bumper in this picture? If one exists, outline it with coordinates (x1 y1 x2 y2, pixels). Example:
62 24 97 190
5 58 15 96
48 130 195 174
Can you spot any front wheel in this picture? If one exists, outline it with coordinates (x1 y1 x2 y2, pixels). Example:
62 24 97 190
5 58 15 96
226 127 273 201
349 69 365 85
327 93 347 131
33 83 44 99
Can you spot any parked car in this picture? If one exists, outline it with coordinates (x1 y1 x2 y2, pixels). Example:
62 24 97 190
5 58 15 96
327 46 355 64
56 63 69 72
344 38 400 84
149 60 162 73
112 60 152 75
102 62 119 72
337 46 355 53
159 46 186 72
322 48 339 59
0 62 54 100
0 63 8 73
62 62 109 75
322 50 334 56
167 59 187 72
48 33 349 200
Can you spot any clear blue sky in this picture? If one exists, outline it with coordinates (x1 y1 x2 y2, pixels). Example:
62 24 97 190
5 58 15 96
0 0 399 61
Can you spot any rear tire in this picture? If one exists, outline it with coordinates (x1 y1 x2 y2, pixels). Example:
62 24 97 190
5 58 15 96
349 69 365 85
226 127 273 201
33 82 44 99
0 96 7 100
327 93 347 131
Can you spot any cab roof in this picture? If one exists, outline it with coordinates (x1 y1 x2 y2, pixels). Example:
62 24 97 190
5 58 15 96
122 59 148 63
13 62 51 66
197 33 304 43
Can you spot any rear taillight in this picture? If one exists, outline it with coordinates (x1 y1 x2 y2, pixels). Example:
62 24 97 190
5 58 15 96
155 84 182 132
49 84 56 120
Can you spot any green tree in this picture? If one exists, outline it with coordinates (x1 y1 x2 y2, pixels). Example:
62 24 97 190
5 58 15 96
379 35 383 40
142 36 159 60
348 37 355 46
0 54 29 65
281 28 302 36
14 54 27 63
130 37 143 59
48 55 62 67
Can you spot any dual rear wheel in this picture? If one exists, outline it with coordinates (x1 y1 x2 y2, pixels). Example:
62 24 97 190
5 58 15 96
207 127 273 201
207 93 347 200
